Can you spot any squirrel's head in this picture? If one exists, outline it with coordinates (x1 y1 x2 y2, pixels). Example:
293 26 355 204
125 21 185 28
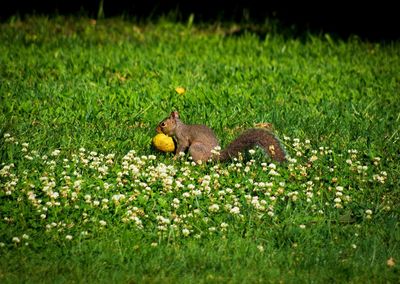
156 111 180 136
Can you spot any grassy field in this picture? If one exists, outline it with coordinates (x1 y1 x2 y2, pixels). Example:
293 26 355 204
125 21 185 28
1 16 399 283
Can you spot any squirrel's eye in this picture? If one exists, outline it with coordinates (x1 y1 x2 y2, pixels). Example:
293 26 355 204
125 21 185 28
161 122 165 127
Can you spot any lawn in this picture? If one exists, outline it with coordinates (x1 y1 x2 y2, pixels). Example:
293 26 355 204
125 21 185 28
0 16 399 283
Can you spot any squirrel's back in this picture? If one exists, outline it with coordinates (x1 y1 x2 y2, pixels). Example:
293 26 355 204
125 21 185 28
180 124 218 144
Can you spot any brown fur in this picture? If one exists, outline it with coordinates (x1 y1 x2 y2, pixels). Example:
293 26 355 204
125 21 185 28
157 111 286 163
219 128 286 162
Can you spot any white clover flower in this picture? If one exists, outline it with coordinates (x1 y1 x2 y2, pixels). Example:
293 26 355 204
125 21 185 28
172 198 180 208
220 222 229 229
156 216 170 224
12 237 20 243
98 165 108 175
365 209 373 215
211 146 221 155
230 206 240 215
257 245 265 252
22 234 29 240
373 174 386 183
157 225 167 231
50 192 59 199
192 190 202 196
248 149 256 155
99 220 107 226
66 235 73 240
373 157 381 165
269 169 280 176
112 194 125 202
208 204 220 213
336 186 344 192
299 224 306 229
51 149 61 156
182 228 190 236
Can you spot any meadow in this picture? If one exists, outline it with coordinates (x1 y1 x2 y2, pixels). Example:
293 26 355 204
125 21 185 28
0 16 399 283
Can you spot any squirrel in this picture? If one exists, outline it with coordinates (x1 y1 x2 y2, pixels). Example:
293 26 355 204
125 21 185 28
156 111 286 163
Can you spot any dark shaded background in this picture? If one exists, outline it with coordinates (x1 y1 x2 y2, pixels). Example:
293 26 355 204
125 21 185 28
2 0 399 41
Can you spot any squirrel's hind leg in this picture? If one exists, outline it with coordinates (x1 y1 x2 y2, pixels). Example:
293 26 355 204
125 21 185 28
189 142 212 163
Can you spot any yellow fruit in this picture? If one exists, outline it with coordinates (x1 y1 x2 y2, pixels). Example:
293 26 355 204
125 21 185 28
153 133 175 153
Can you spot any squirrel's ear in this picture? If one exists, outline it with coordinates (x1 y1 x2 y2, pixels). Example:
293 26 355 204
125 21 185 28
170 111 179 119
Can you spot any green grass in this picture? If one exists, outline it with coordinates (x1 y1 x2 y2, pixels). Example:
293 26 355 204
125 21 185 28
1 16 399 283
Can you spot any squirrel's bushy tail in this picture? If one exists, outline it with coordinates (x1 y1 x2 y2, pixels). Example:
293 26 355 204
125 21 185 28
219 129 286 163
